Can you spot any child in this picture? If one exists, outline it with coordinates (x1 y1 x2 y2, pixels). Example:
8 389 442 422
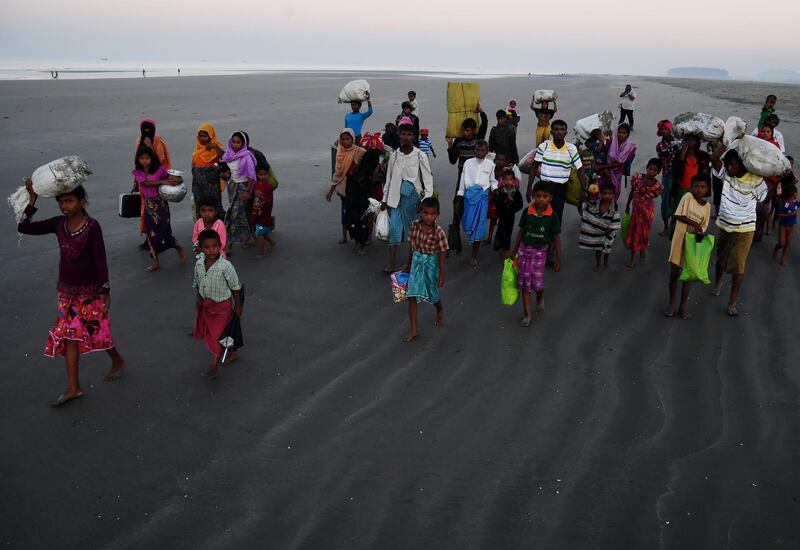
194 229 243 378
656 120 681 235
192 196 227 257
493 169 524 256
625 158 664 267
446 104 488 197
383 123 400 150
773 183 798 266
408 90 419 119
757 94 777 128
418 128 437 158
530 98 557 147
667 175 711 319
488 109 519 164
17 180 125 406
133 145 187 272
402 197 448 342
506 99 521 133
458 140 498 266
579 181 622 272
511 181 561 327
485 152 516 245
395 102 420 144
344 92 373 143
249 164 277 259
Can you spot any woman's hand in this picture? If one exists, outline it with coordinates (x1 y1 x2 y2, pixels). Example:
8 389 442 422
437 273 445 288
234 304 243 317
25 178 38 205
325 187 334 202
553 258 561 272
101 293 111 312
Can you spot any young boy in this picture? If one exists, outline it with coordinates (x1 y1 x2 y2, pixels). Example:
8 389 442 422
402 197 448 342
192 196 227 257
579 181 622 272
757 94 777 128
530 98 557 147
493 169 524 257
418 128 437 158
344 92 373 143
458 140 498 266
511 181 561 327
774 182 798 266
408 90 419 119
488 109 519 164
248 164 276 259
194 229 243 378
383 122 400 150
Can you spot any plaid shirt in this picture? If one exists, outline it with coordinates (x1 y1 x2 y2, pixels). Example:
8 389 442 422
194 257 241 302
410 220 448 255
656 138 682 177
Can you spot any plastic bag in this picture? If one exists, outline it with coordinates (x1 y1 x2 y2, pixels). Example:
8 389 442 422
565 169 582 207
446 82 481 138
501 258 519 306
375 209 390 241
338 79 370 103
620 213 631 245
533 90 557 104
159 182 188 202
8 156 92 221
574 110 615 141
730 135 791 178
360 132 385 151
673 112 725 141
519 148 537 174
679 233 715 284
391 271 410 303
723 116 747 147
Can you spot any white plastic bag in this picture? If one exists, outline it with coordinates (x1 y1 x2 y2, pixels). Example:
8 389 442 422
574 111 615 141
533 90 557 104
519 148 537 174
723 116 747 147
338 79 371 103
375 209 390 241
730 135 791 177
8 156 91 221
159 182 188 202
673 112 725 141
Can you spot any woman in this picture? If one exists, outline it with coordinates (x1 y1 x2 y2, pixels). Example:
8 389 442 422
191 122 225 219
134 119 172 249
326 129 366 246
221 131 257 252
671 134 710 228
606 123 636 201
347 149 382 255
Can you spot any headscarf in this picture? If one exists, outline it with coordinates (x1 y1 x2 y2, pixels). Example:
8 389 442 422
221 130 257 182
506 99 518 113
609 126 636 164
657 120 673 133
140 119 156 141
136 118 172 169
332 128 365 196
192 122 225 167
397 116 414 127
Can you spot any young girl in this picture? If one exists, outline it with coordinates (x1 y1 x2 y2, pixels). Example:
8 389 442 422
402 197 448 342
579 181 622 272
606 123 636 200
17 180 125 406
249 164 277 259
194 229 243 379
133 146 187 272
774 183 798 266
667 175 711 319
625 158 664 267
221 131 257 253
191 122 225 219
493 168 523 257
192 196 227 257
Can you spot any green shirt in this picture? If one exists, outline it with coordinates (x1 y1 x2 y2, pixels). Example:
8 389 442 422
518 206 561 247
758 107 775 128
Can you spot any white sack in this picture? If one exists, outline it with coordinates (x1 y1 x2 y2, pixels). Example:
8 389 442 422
723 116 748 147
8 156 91 221
673 112 725 141
533 90 557 104
338 80 371 103
730 135 791 178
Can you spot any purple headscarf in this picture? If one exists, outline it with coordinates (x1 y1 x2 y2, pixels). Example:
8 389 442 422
221 130 257 182
608 127 637 200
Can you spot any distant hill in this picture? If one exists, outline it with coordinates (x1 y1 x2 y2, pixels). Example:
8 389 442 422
758 69 800 84
667 67 729 79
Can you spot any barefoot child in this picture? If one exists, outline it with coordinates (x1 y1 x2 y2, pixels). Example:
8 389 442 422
774 183 798 266
494 168 523 257
249 164 276 259
17 180 125 406
458 140 498 266
667 175 711 319
192 196 227 257
511 181 561 327
194 229 243 378
579 181 622 272
625 158 664 267
402 197 448 342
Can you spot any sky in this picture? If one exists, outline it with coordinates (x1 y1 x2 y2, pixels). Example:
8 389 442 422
2 0 799 77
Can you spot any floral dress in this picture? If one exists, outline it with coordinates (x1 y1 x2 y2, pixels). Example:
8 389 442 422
626 173 663 252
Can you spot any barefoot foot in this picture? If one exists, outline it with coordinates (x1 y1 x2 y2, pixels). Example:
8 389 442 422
404 331 418 342
50 389 84 407
103 356 125 382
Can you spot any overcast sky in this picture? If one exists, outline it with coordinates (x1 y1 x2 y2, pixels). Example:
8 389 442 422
2 0 798 77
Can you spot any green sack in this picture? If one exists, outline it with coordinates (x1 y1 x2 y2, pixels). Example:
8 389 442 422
679 233 715 284
501 258 519 306
620 212 631 245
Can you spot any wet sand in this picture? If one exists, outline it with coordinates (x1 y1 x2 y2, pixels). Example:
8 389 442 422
0 73 799 549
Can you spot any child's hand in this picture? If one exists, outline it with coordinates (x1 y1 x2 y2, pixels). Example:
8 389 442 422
553 258 561 272
25 178 38 204
437 274 445 288
446 137 454 148
101 293 111 312
401 263 410 273
380 202 388 211
196 294 203 307
234 305 243 317
325 188 334 202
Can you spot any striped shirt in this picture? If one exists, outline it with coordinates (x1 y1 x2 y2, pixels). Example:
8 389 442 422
533 140 582 184
418 138 433 156
579 199 621 254
715 168 768 233
194 256 242 302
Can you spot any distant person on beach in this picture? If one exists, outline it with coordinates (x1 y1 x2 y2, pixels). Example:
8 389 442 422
619 84 636 128
395 102 420 144
344 92 372 143
710 144 768 316
408 90 419 119
192 196 227 258
579 181 622 272
221 131 257 254
381 123 433 273
773 182 798 266
757 94 777 128
328 128 365 246
133 145 187 272
249 164 277 259
446 104 488 198
457 140 497 266
752 114 785 152
17 180 125 406
530 98 556 147
666 174 711 319
624 158 663 267
178 68 181 76
488 109 519 164
510 180 561 327
142 69 146 78
401 197 448 342
193 229 243 379
656 120 681 236
192 122 226 219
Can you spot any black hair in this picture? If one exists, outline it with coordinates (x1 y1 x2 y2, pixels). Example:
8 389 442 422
231 131 247 147
647 157 663 170
401 101 412 109
786 155 794 163
140 121 155 139
617 123 632 134
722 149 744 168
462 118 478 130
397 124 415 135
551 119 568 130
766 114 780 126
197 229 221 246
256 163 270 173
217 161 230 173
420 196 440 212
589 128 602 140
56 184 87 202
475 139 489 149
385 122 396 131
766 94 777 101
197 195 219 210
496 109 508 118
759 122 775 131
599 181 616 194
501 168 516 179
351 100 362 107
691 174 710 187
783 183 797 198
532 180 552 195
408 90 416 96
135 145 161 174
358 149 382 179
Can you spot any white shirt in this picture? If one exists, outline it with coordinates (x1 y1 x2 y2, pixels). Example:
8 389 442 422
458 157 498 196
383 147 433 208
750 128 785 153
621 90 636 110
409 99 420 118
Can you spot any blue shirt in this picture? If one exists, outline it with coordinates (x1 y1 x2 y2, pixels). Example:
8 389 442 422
419 138 433 156
344 105 373 136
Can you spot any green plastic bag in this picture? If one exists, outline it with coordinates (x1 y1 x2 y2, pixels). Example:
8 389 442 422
501 258 519 306
679 233 715 284
620 213 631 246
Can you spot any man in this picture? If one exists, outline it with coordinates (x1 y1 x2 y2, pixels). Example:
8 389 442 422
619 84 636 128
344 92 373 144
710 143 768 316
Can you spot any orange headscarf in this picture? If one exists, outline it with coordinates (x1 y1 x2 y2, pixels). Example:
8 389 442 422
192 122 225 167
331 129 365 196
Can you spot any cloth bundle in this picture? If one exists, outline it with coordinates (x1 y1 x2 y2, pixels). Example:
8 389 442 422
673 112 725 141
360 132 385 151
8 156 92 221
533 90 557 103
446 82 481 138
338 79 371 103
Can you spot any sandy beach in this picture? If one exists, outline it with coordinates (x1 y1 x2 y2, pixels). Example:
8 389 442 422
1 73 799 549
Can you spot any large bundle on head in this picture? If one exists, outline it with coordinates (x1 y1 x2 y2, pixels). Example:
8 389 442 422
533 90 557 104
722 116 748 146
574 110 615 141
8 156 92 221
729 135 791 177
338 79 371 103
446 82 481 138
673 112 725 141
